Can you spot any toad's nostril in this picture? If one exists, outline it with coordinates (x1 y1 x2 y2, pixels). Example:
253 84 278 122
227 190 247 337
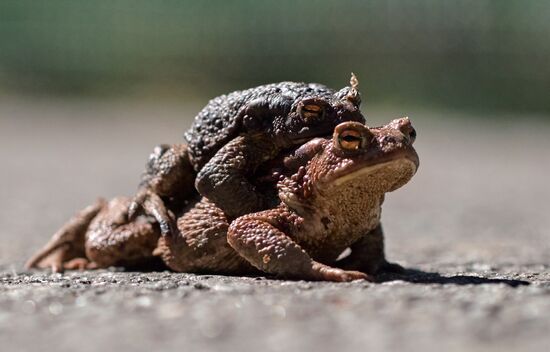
395 118 416 142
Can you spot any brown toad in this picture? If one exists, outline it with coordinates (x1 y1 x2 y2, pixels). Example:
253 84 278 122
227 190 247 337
27 118 418 281
130 75 366 232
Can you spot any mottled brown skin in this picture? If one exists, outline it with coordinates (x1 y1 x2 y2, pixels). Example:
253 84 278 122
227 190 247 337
131 77 366 230
27 119 418 282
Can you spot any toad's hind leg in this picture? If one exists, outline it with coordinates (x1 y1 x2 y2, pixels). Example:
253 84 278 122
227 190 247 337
85 197 161 268
25 198 107 272
157 197 254 275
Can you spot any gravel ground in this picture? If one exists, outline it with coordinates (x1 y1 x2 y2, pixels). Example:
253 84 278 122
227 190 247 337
1 99 549 352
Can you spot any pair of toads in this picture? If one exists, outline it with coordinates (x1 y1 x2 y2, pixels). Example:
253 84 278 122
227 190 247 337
27 75 419 282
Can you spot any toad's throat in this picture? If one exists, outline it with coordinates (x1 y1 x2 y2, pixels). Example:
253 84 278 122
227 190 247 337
308 158 417 240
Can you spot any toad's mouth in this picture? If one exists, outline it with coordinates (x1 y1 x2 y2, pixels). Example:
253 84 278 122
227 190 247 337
331 158 417 187
326 157 418 192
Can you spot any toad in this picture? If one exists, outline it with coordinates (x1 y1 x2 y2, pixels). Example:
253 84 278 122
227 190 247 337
27 118 418 282
129 75 366 233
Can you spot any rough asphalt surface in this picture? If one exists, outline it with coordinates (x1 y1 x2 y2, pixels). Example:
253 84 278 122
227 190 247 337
1 99 549 352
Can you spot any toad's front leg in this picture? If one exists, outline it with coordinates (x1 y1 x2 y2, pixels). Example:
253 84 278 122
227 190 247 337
227 207 372 282
129 143 196 236
195 135 279 219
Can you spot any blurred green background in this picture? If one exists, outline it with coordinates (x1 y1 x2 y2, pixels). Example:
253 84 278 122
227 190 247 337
1 0 549 114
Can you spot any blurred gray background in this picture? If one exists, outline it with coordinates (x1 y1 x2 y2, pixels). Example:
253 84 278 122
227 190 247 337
1 2 549 352
1 0 550 113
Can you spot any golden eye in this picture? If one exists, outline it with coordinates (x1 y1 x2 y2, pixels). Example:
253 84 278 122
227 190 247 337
301 104 324 121
338 129 362 150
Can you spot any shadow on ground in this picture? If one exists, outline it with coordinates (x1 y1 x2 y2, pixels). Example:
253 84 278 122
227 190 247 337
377 268 530 287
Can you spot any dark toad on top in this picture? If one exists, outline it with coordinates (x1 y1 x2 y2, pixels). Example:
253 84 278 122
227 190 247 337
129 75 366 232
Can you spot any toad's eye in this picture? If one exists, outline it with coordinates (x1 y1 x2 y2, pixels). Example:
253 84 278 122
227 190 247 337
298 98 328 122
338 129 363 150
301 104 324 121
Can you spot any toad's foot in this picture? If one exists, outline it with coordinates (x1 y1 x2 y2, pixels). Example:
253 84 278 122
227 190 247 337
311 262 373 282
25 198 106 273
63 258 98 270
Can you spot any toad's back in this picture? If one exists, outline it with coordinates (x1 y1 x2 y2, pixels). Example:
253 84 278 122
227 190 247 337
184 81 336 170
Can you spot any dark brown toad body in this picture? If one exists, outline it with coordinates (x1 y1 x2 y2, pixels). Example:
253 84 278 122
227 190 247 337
27 118 418 282
130 76 366 230
185 79 364 170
